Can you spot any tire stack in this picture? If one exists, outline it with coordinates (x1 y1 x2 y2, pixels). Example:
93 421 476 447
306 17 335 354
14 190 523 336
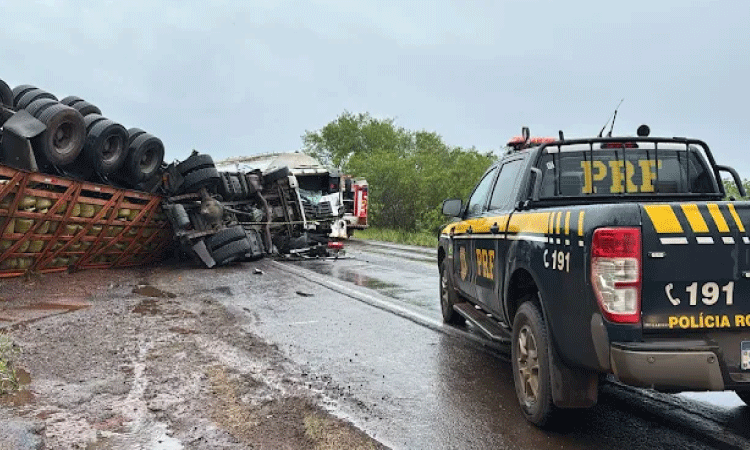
0 79 166 193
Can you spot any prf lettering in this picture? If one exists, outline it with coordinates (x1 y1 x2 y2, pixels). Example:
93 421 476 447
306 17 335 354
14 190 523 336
581 160 663 194
475 248 495 280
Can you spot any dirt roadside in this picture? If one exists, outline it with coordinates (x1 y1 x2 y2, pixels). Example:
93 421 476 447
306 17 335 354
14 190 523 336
0 261 387 450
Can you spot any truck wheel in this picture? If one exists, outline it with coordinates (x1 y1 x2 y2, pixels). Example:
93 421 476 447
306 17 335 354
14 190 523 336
206 225 247 251
84 113 107 133
176 154 214 176
25 97 58 117
35 103 86 167
0 79 13 107
736 391 750 405
70 100 102 117
16 88 57 110
180 167 219 193
126 133 164 183
263 167 291 185
440 260 465 325
512 301 555 427
84 119 129 174
60 95 84 106
127 128 147 146
12 85 37 107
211 238 252 265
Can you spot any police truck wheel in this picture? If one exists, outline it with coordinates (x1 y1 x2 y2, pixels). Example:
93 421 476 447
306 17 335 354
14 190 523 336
736 390 750 406
440 260 465 325
512 300 555 427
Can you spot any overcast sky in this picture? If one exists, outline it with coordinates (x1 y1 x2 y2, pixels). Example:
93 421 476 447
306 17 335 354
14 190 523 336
2 0 749 176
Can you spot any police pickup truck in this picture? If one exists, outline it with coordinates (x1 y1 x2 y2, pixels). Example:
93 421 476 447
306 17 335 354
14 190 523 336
438 126 750 426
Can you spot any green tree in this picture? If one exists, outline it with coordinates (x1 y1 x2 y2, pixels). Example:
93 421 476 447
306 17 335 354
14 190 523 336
303 112 495 231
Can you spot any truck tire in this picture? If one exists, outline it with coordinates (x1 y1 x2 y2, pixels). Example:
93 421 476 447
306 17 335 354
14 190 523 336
84 119 129 174
25 98 58 117
211 238 252 265
0 79 13 108
512 300 556 427
35 103 86 167
12 85 37 107
205 225 247 251
736 391 750 406
84 113 107 133
180 167 219 193
126 133 164 183
60 95 84 106
440 260 465 325
263 167 291 185
16 88 57 110
177 154 215 176
70 100 102 117
127 127 147 146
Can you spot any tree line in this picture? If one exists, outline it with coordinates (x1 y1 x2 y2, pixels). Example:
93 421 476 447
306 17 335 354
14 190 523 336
303 112 495 233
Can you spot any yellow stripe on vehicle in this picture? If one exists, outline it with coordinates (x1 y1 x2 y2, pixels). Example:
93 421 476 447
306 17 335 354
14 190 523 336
644 204 684 234
578 211 585 237
680 204 709 233
727 203 746 233
564 211 571 235
707 203 729 233
547 212 555 235
508 212 551 235
556 212 562 234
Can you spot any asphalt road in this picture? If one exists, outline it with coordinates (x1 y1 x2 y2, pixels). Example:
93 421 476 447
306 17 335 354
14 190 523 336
218 240 750 450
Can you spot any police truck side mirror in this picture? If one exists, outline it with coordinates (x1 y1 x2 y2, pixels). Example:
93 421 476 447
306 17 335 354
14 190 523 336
442 198 463 217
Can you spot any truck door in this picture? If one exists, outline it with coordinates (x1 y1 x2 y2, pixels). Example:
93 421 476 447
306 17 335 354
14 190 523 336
478 158 525 316
453 166 498 300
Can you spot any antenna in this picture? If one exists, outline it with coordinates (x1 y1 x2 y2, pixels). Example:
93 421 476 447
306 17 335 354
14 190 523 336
597 98 625 138
607 99 624 137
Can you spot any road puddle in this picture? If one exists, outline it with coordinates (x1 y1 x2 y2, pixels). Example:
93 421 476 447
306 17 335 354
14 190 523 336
133 285 176 298
0 368 33 406
132 299 161 315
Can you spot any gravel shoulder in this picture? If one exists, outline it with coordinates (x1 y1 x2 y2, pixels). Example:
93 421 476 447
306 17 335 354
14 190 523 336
0 262 387 450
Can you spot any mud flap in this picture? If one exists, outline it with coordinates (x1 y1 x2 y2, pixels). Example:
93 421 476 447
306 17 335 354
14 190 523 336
1 110 46 171
550 342 599 408
192 240 216 268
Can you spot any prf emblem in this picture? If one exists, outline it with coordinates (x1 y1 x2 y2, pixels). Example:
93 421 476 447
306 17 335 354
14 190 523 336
459 246 468 281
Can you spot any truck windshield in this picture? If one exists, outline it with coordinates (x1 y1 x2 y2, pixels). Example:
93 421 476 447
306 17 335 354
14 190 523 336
535 142 718 198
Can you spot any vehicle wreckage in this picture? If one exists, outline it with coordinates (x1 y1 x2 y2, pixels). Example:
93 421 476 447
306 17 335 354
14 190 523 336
0 77 353 277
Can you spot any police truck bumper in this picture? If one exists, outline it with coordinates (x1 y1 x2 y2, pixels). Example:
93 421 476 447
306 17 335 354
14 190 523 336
609 342 725 391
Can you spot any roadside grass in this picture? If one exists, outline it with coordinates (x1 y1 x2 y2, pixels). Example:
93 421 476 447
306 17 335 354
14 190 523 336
353 227 438 248
0 334 21 394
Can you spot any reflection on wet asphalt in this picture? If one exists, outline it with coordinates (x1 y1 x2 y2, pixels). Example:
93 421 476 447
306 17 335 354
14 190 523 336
221 257 735 450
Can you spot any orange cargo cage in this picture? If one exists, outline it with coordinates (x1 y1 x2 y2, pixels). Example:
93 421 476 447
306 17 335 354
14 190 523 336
0 164 173 278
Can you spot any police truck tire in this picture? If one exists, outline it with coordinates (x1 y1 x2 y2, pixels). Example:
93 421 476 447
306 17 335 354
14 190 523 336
211 238 252 265
25 98 58 117
440 260 465 325
205 225 247 251
84 119 129 174
16 88 57 110
70 100 102 117
36 103 86 167
176 154 214 176
736 390 750 406
0 79 13 108
511 300 556 427
263 167 291 185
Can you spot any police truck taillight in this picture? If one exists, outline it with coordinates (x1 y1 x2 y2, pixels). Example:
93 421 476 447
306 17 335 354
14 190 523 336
591 227 641 323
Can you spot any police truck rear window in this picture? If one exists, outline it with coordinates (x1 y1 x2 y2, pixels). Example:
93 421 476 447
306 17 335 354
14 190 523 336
537 143 715 197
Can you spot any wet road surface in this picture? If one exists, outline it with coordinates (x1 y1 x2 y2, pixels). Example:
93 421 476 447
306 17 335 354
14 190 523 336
215 240 750 449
